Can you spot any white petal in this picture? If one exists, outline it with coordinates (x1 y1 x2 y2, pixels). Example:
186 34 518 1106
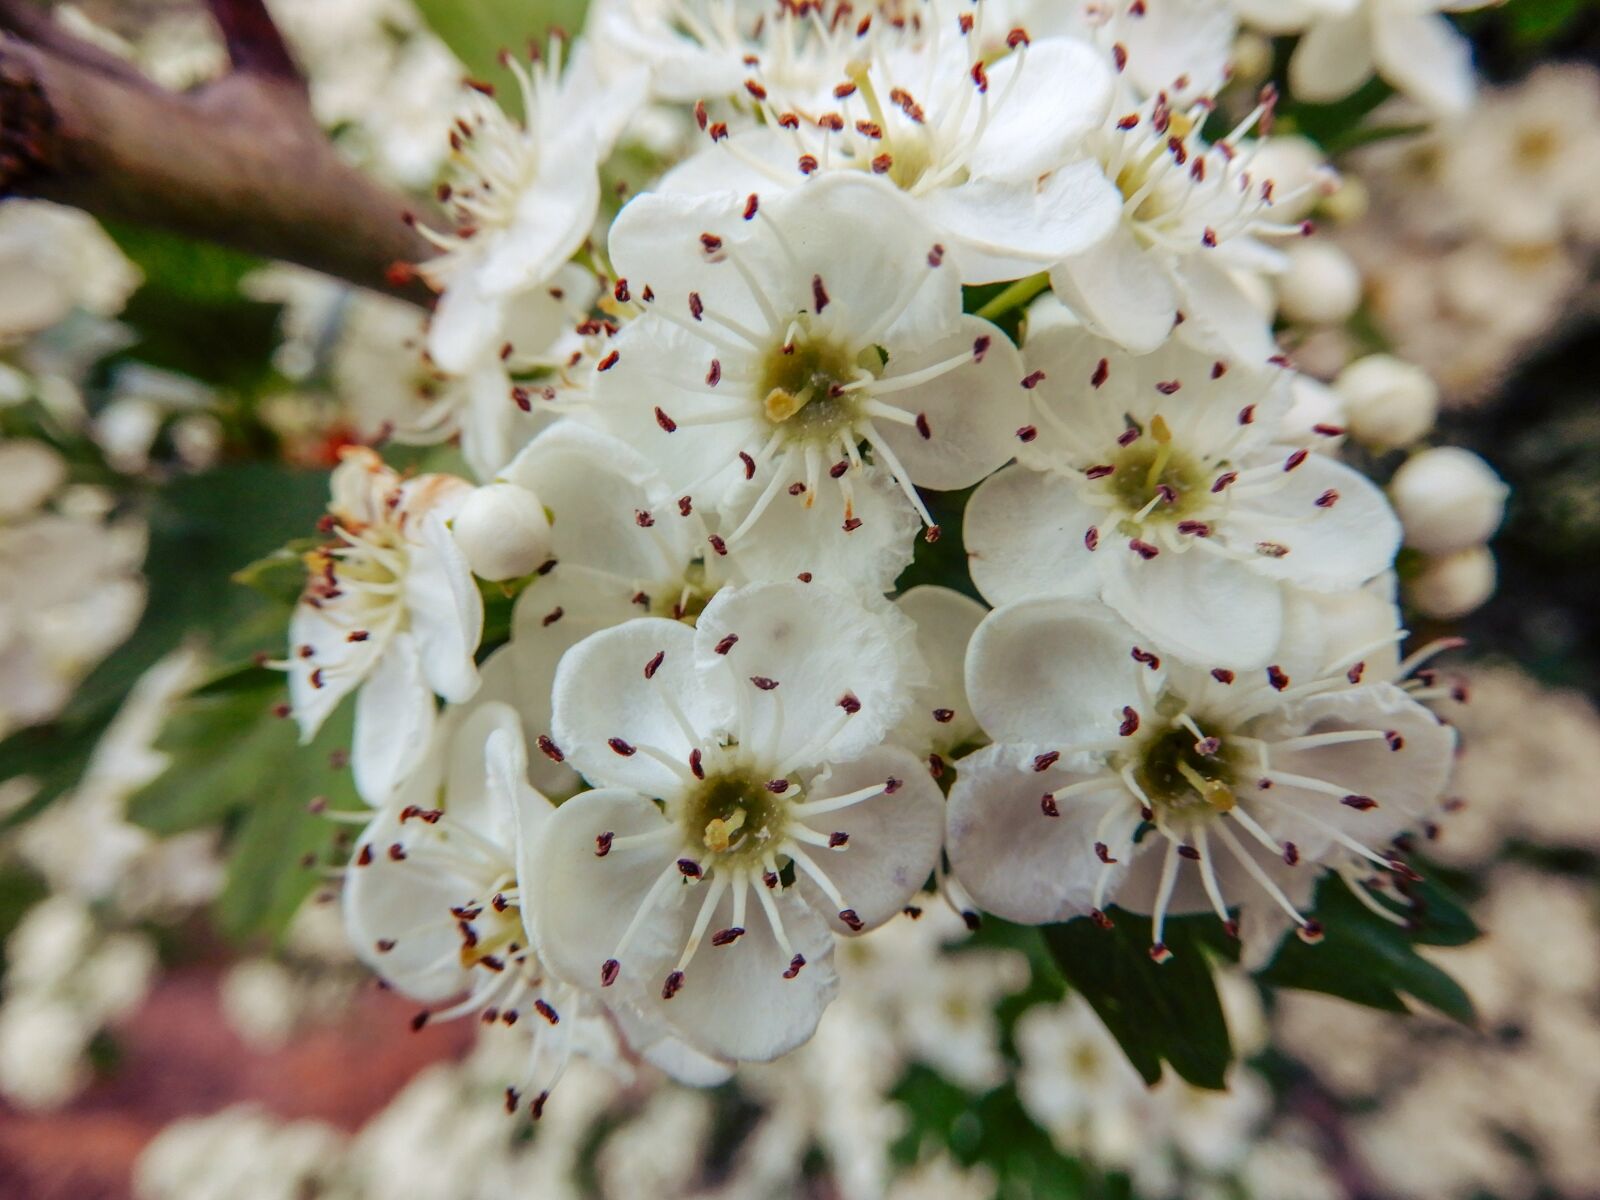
693 583 917 767
870 315 1029 492
523 787 684 991
1048 224 1179 353
552 616 731 796
946 743 1131 924
479 147 600 296
792 745 945 933
426 264 504 375
1223 455 1401 591
352 634 438 805
1254 683 1456 856
502 422 704 583
963 466 1102 608
1100 544 1285 671
1116 0 1241 100
404 513 483 704
441 700 528 847
895 585 988 755
1371 10 1478 116
1289 11 1376 103
608 189 760 325
966 598 1153 746
1173 256 1278 366
968 40 1115 183
720 463 919 596
926 163 1123 284
610 1004 735 1086
342 808 470 1004
287 601 374 742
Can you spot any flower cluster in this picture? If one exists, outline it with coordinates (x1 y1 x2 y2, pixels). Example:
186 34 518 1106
281 0 1477 1107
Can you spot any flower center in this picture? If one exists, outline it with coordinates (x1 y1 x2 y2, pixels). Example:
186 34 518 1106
757 323 876 439
682 770 792 871
1105 417 1207 528
1128 724 1240 820
648 561 717 623
457 876 525 970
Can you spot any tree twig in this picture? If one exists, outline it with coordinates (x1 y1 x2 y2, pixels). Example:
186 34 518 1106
0 4 434 301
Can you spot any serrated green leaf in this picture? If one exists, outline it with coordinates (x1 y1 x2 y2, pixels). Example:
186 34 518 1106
1043 912 1234 1090
1256 875 1478 1025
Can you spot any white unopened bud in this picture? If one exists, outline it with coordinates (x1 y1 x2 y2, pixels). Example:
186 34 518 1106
1390 447 1509 556
451 483 552 581
1409 547 1497 620
1276 242 1363 326
1247 135 1329 222
1334 355 1439 450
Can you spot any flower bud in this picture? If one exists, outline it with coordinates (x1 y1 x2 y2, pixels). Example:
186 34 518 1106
1276 242 1363 326
1333 355 1439 450
1390 447 1509 556
1409 547 1497 620
452 483 552 581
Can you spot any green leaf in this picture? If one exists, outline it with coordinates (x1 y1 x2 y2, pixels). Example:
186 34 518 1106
1043 911 1234 1090
129 681 362 942
411 0 591 98
2 464 328 834
1256 874 1478 1025
233 538 321 608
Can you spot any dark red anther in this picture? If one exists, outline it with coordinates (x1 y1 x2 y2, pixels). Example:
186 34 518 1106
694 99 708 130
915 412 932 440
1267 665 1290 691
654 406 678 433
838 909 864 931
871 152 894 174
1212 361 1228 379
1033 751 1060 772
1341 795 1378 811
838 693 861 714
1119 706 1140 736
678 495 694 517
700 232 723 253
765 778 789 794
1156 379 1181 395
634 510 654 528
1095 842 1118 864
608 737 637 756
1021 370 1046 389
1085 464 1115 480
885 777 904 794
677 858 702 879
1017 425 1038 443
410 1010 429 1032
601 959 621 987
1090 908 1115 929
811 273 831 313
1132 647 1161 669
709 534 728 556
1385 730 1405 751
1129 539 1160 560
739 451 756 480
644 650 665 679
1211 470 1238 493
1284 448 1309 472
1085 525 1100 551
1041 795 1060 817
750 675 779 691
828 831 849 848
706 359 722 387
388 843 407 862
712 927 746 947
829 460 849 479
1238 404 1256 425
714 634 739 655
1315 489 1339 508
932 708 955 723
357 844 374 866
928 244 945 267
1112 43 1128 71
689 748 704 779
536 735 564 763
534 999 559 1025
1283 842 1300 866
783 954 806 978
595 832 613 857
1211 668 1235 684
662 971 685 999
1177 520 1211 537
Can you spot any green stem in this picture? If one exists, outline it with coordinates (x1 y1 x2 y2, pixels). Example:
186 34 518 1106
973 272 1050 323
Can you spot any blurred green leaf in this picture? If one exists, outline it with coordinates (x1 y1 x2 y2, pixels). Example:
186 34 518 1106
0 463 328 833
233 538 321 608
1043 912 1234 1090
129 678 360 941
412 0 591 100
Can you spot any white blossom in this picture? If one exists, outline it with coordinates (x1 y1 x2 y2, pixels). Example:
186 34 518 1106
525 582 943 1062
1233 0 1494 117
965 322 1399 668
285 447 481 803
948 598 1455 961
1333 353 1439 450
594 172 1027 536
1389 446 1508 556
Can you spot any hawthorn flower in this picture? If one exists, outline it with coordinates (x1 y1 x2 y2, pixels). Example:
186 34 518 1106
1232 0 1493 117
343 707 587 1114
479 422 917 797
525 582 944 1062
947 599 1456 962
964 324 1400 668
416 41 636 375
286 447 481 803
595 173 1027 539
656 8 1122 284
1047 85 1317 358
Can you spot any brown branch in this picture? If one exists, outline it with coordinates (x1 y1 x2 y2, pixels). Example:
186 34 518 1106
0 8 434 302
